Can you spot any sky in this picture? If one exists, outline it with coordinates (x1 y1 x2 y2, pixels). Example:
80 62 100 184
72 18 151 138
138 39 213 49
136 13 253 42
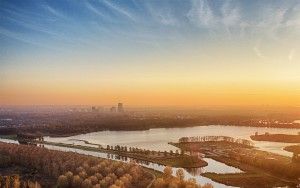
0 0 300 106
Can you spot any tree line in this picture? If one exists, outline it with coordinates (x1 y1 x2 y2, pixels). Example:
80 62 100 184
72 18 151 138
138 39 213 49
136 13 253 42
105 145 183 156
179 136 253 147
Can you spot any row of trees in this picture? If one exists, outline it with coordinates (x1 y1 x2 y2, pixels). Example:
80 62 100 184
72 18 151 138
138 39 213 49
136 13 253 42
153 166 213 188
106 145 183 157
0 142 153 188
179 136 253 147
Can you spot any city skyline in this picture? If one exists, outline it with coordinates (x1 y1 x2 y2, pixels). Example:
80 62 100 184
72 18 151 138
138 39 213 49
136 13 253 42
1 0 300 106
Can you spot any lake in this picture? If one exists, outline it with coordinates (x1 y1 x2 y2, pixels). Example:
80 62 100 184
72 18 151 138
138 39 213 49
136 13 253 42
45 125 300 157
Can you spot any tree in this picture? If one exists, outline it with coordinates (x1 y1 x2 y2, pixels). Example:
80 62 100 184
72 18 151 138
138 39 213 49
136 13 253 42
114 179 124 187
93 184 101 188
168 181 179 188
153 178 164 188
65 171 73 185
81 178 92 188
99 179 108 188
57 175 68 188
94 173 103 181
76 167 84 174
72 175 82 188
163 166 173 183
89 176 98 185
13 175 21 188
79 171 88 179
176 169 184 181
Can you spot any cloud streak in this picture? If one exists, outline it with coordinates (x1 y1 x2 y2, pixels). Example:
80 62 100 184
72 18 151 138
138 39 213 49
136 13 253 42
102 0 136 22
288 49 296 62
0 27 57 51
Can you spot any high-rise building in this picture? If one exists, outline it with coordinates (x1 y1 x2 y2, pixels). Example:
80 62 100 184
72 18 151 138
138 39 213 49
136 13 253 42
117 103 124 112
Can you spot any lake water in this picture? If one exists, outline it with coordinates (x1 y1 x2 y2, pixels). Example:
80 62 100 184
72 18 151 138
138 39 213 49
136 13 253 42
45 125 300 157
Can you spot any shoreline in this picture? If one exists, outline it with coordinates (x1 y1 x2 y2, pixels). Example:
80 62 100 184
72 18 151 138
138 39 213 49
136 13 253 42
24 123 300 138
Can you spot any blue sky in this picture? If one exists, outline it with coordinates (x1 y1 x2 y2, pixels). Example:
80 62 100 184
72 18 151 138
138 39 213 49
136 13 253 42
1 0 300 105
1 0 299 57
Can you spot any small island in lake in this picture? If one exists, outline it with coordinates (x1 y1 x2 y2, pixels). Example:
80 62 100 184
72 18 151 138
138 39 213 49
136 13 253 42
250 132 300 143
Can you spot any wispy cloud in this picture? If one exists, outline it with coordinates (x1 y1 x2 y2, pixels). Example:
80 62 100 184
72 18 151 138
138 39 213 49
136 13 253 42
187 0 215 27
285 4 300 29
6 17 59 38
221 0 241 27
253 41 266 59
43 4 69 20
144 1 179 26
288 49 296 62
187 0 241 28
253 46 264 59
254 6 289 40
85 1 108 19
102 0 136 22
0 27 54 50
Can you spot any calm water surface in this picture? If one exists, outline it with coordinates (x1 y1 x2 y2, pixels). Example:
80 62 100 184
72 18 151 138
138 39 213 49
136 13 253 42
45 125 300 157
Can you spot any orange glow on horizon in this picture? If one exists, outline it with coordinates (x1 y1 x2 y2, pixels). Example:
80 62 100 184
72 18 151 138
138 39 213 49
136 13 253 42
1 80 300 106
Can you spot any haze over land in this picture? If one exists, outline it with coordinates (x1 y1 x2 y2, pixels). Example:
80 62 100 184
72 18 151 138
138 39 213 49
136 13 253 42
1 0 300 106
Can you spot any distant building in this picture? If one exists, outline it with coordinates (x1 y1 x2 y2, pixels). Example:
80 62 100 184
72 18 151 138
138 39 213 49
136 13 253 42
117 103 124 112
110 106 116 113
91 106 97 112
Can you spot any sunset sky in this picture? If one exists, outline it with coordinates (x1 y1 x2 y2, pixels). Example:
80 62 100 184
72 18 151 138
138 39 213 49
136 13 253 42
1 0 300 106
